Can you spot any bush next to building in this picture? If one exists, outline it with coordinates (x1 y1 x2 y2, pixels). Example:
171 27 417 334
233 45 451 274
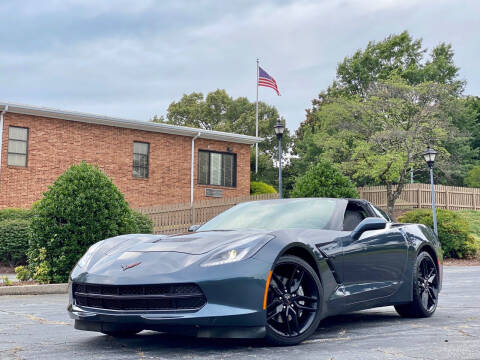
28 162 138 283
290 160 358 199
399 209 479 259
0 218 30 266
250 181 277 195
131 210 154 234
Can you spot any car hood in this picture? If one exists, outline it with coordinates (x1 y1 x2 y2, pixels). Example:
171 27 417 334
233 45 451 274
71 230 273 282
101 230 271 256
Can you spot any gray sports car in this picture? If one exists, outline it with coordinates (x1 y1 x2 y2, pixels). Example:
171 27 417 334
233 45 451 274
68 198 442 345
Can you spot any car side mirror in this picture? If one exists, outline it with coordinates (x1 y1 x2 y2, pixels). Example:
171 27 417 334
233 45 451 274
351 217 387 240
188 224 201 232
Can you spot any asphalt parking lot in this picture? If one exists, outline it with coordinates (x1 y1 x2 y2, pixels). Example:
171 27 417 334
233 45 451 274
0 266 479 360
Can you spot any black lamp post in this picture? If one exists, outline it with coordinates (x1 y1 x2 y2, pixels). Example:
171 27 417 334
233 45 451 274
422 147 438 235
274 119 285 198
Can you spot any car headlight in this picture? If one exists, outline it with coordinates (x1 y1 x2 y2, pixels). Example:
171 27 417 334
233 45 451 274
201 234 274 267
76 241 104 268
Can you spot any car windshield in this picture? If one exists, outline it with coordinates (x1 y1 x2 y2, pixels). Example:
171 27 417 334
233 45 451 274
198 198 338 231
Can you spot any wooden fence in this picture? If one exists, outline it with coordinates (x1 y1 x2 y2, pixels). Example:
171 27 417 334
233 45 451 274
136 193 279 235
358 183 480 212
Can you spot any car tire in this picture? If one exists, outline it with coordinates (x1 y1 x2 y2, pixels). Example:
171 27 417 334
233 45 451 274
395 251 439 318
265 255 323 346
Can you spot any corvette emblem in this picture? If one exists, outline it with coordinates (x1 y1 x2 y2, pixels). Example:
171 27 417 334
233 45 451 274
121 261 141 271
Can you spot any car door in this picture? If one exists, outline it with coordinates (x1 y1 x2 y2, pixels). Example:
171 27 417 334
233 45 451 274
341 201 408 304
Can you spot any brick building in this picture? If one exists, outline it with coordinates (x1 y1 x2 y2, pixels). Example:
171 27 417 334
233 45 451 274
0 102 261 209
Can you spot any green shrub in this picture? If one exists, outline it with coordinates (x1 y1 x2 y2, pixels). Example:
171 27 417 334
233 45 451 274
465 166 480 187
31 248 51 284
131 210 154 234
0 208 31 222
399 209 479 259
29 162 137 283
1 275 12 286
290 160 358 199
457 210 480 238
14 265 31 282
0 219 30 266
250 181 277 195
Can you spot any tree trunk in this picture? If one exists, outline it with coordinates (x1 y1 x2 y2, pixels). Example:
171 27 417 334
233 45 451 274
386 183 396 221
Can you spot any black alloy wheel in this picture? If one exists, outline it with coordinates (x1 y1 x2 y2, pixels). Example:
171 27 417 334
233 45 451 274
395 251 439 318
265 255 323 345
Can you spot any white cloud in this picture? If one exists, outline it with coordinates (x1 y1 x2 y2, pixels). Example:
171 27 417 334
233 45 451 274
0 0 478 130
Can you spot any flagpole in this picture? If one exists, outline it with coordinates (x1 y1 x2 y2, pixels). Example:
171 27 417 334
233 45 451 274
255 58 259 174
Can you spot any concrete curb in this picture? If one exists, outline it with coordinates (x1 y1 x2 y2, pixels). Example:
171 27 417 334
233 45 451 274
0 283 68 296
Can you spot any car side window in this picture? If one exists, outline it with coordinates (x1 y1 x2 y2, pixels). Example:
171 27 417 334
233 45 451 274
372 205 391 222
343 203 367 231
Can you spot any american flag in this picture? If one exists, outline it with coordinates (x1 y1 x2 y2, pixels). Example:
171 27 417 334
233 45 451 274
258 66 280 96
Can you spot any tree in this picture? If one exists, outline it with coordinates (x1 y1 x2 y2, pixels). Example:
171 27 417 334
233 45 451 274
298 31 464 136
152 89 292 182
29 163 137 283
290 160 358 199
296 79 471 218
465 166 480 188
292 31 477 214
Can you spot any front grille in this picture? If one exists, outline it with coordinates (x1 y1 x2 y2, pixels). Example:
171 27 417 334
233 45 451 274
72 283 206 311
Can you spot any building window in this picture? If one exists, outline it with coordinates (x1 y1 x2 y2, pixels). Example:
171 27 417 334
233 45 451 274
198 150 236 187
133 141 149 178
8 126 28 167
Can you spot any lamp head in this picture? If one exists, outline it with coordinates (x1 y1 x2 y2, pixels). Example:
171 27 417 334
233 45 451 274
422 147 437 168
274 119 285 139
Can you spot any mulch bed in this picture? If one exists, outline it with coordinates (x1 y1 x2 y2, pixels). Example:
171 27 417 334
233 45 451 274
444 257 480 266
0 280 38 287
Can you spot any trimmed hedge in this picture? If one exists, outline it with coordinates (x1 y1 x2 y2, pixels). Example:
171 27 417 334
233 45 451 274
0 218 30 266
29 162 137 283
0 208 31 222
131 210 154 234
399 209 479 259
250 181 277 195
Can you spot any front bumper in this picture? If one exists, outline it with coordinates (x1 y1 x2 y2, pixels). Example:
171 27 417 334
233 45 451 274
68 256 271 338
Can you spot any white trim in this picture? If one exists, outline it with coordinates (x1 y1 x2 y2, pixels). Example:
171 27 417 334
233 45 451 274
191 132 201 205
0 105 8 180
0 102 263 145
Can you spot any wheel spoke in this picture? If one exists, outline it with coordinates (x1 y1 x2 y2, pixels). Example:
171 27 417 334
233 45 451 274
282 310 292 336
272 274 286 293
267 298 282 310
421 289 429 309
270 284 283 297
267 308 283 321
421 260 428 277
289 308 299 334
291 269 305 293
287 265 299 291
295 303 316 312
428 286 438 301
295 295 317 302
428 273 436 284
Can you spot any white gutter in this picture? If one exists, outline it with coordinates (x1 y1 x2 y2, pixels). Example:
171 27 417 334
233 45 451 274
0 105 8 180
191 132 201 205
0 101 263 145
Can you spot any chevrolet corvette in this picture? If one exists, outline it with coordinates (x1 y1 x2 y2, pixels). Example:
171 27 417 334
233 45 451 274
68 198 442 345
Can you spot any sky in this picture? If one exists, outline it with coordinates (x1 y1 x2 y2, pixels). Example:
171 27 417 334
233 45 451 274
1 0 479 132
